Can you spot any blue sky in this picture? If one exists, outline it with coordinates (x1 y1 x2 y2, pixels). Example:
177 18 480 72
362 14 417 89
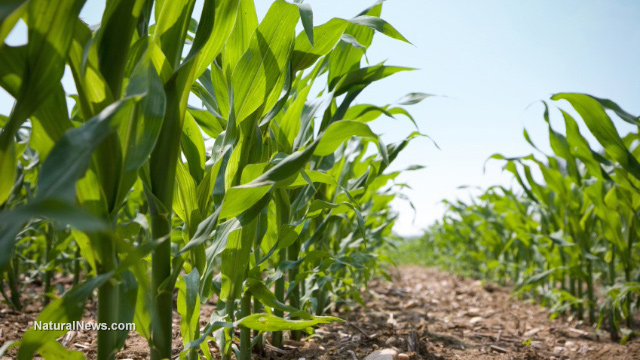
2 1 639 235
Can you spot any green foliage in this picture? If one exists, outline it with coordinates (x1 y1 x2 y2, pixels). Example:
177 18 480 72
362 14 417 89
0 1 424 359
418 94 640 343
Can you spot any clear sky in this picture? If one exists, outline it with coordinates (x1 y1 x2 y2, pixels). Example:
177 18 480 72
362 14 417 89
2 1 639 235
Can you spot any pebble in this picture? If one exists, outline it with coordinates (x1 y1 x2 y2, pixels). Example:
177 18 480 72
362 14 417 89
363 348 398 360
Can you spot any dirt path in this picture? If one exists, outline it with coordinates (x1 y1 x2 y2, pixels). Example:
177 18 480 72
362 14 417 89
287 266 640 360
1 266 639 359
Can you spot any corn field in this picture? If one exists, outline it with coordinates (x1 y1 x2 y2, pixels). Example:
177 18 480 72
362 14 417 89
0 0 425 359
419 94 640 344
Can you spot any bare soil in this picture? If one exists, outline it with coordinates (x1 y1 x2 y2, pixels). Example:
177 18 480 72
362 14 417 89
1 266 639 359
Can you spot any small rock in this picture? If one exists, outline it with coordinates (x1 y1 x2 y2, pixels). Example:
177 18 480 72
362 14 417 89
397 354 410 360
364 348 398 360
385 336 397 345
466 307 481 317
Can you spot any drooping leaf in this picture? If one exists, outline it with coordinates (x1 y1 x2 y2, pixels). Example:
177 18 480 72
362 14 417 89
552 93 640 181
349 15 410 44
235 313 341 332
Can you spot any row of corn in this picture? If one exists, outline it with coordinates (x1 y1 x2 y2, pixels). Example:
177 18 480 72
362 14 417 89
420 94 639 343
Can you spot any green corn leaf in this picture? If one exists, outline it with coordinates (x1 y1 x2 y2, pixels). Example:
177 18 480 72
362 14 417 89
306 199 351 217
0 0 86 205
38 340 86 360
189 107 227 138
590 95 640 126
114 270 138 351
37 99 135 202
153 0 196 67
0 135 15 207
185 318 233 351
388 107 419 129
286 170 338 188
177 268 201 345
542 103 580 182
552 93 640 181
17 236 164 359
291 18 349 72
235 313 341 331
246 278 310 318
132 263 153 341
115 55 167 208
0 1 26 47
295 1 314 45
17 273 113 360
344 104 395 122
237 139 321 190
232 0 299 123
328 1 381 89
561 109 605 179
0 199 109 272
11 0 85 112
220 224 255 300
191 0 242 78
349 15 410 44
223 0 258 71
120 55 167 170
397 92 434 105
334 64 414 96
0 44 70 156
173 161 203 232
220 185 271 219
187 191 270 300
95 0 147 97
314 120 378 156
278 86 311 152
181 112 206 182
340 33 365 49
67 19 114 116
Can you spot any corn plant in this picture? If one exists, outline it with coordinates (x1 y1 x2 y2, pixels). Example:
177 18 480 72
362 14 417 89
0 0 425 359
420 94 639 343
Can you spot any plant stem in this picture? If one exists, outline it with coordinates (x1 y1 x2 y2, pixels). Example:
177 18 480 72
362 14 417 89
222 298 237 360
586 258 596 324
577 277 584 321
253 247 264 354
288 242 301 341
272 249 286 348
43 224 54 306
149 214 172 360
6 259 21 311
239 289 252 360
73 246 81 286
148 90 184 360
96 233 118 360
608 244 619 341
625 216 635 328
316 286 325 316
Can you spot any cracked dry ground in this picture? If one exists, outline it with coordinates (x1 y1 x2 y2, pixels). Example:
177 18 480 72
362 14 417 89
2 266 639 359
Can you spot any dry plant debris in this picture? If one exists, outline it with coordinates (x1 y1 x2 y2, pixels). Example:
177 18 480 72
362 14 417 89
1 266 639 359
